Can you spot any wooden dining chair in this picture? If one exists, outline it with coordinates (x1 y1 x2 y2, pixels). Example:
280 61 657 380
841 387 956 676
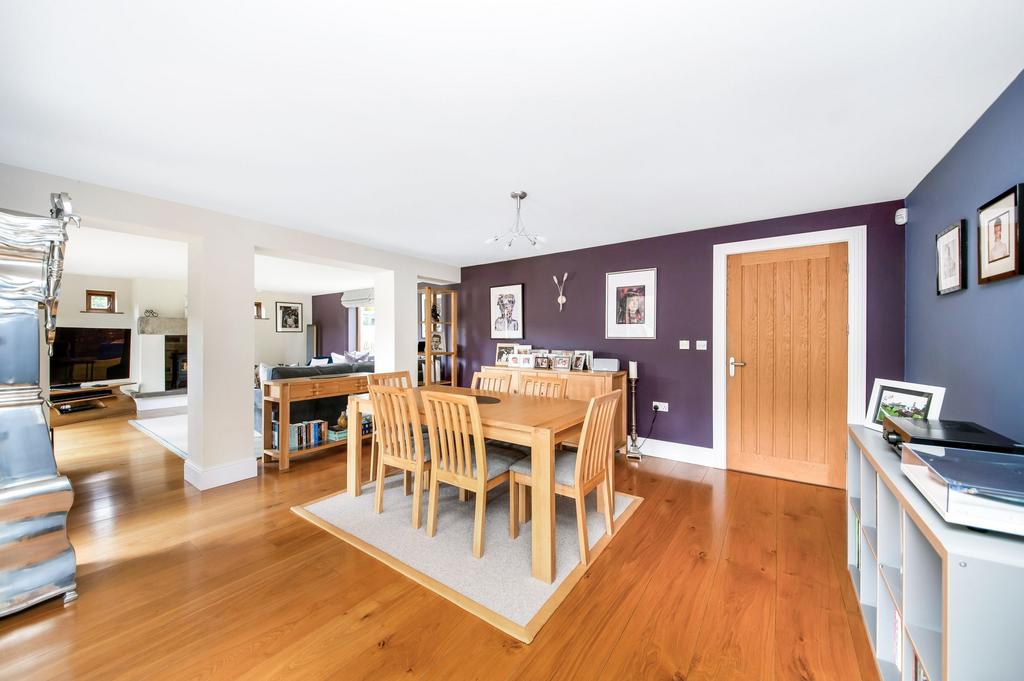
368 384 431 529
421 391 526 557
518 374 569 399
470 370 513 393
509 390 621 565
366 371 413 482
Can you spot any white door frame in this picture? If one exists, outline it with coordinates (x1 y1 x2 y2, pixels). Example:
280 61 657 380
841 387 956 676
711 225 867 469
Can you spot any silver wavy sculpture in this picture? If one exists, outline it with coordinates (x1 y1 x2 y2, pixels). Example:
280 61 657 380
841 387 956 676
0 192 79 618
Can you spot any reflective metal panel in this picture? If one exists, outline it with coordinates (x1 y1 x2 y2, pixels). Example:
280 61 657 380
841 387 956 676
0 193 78 618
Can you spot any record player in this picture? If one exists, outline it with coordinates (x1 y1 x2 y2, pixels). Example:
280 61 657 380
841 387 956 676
882 416 1022 456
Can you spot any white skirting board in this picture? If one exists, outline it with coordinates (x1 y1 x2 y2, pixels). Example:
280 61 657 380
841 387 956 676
184 457 258 491
629 438 723 469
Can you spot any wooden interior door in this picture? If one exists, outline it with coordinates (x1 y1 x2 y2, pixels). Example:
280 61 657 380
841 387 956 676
726 242 848 488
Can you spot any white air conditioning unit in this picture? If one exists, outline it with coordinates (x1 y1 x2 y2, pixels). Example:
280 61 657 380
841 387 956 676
340 288 374 309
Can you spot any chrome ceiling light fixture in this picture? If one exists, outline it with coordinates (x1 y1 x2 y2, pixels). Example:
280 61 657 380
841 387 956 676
485 191 546 250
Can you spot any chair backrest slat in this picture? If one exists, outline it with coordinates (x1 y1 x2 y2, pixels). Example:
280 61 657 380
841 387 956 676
368 384 425 465
367 371 413 389
575 390 622 488
422 391 488 486
471 371 512 393
519 375 569 399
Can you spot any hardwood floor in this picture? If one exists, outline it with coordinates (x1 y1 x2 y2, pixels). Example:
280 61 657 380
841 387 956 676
0 417 879 681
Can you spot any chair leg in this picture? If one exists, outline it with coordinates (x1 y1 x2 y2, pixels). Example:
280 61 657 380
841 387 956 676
509 474 518 539
459 488 468 502
411 468 424 529
368 434 377 482
472 488 487 558
403 470 411 496
374 460 386 514
597 475 614 537
575 492 590 565
518 482 530 524
426 471 439 537
606 474 616 535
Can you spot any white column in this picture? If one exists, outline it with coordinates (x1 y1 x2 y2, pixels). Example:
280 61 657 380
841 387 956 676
372 269 418 378
185 233 257 490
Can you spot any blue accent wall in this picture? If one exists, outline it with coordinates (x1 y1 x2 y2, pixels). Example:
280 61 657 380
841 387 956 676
905 69 1024 441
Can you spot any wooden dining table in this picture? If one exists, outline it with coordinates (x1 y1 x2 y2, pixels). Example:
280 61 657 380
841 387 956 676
347 385 596 583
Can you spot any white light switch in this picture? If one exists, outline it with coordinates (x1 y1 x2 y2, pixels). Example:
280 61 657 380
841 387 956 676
696 340 708 350
679 340 690 350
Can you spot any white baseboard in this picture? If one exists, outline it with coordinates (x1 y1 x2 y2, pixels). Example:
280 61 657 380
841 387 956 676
184 457 257 491
630 438 725 469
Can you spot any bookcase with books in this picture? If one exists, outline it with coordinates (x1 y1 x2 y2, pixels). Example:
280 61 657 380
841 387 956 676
846 425 1024 681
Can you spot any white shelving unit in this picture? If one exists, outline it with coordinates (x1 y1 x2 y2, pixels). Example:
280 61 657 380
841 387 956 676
847 425 1024 681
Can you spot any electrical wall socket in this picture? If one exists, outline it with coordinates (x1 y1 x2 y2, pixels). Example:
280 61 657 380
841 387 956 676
696 340 708 350
679 340 690 350
652 401 669 413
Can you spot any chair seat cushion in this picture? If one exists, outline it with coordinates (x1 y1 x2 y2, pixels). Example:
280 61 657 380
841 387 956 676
511 451 577 487
474 444 527 480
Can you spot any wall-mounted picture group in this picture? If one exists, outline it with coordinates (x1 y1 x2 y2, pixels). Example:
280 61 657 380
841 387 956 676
936 183 1022 293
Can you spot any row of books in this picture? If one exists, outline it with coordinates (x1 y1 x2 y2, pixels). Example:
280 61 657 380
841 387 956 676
271 419 329 451
270 416 374 451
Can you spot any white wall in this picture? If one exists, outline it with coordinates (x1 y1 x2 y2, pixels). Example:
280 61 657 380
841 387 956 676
0 162 460 491
254 291 312 366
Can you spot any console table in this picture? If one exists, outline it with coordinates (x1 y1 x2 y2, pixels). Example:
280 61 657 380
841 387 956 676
846 425 1024 681
262 373 371 471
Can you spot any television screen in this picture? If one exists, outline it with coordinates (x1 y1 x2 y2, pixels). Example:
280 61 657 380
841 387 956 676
50 327 131 386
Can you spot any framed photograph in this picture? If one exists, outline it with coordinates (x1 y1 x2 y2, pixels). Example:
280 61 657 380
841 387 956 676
508 354 522 367
275 302 303 333
490 283 524 339
977 185 1022 284
935 220 967 295
570 353 587 371
864 378 946 431
572 350 593 371
494 343 515 366
552 355 572 370
534 355 552 370
429 330 446 352
606 268 657 339
513 344 533 354
519 354 536 369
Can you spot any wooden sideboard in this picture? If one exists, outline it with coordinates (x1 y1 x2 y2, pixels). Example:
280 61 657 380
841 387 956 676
480 365 628 450
262 373 371 471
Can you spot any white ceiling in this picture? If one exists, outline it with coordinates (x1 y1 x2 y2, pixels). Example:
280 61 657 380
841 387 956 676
3 2 1024 267
63 226 374 295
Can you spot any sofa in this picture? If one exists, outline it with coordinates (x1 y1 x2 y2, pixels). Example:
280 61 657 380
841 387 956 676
254 360 374 433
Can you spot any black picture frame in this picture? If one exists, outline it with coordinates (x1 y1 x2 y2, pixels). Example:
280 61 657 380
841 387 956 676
935 220 967 295
977 185 1022 285
275 301 303 333
489 283 524 340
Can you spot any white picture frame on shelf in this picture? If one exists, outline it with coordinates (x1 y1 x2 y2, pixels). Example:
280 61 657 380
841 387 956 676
605 268 657 339
864 378 946 431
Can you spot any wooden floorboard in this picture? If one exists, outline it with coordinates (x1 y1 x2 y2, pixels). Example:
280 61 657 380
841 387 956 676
0 418 879 681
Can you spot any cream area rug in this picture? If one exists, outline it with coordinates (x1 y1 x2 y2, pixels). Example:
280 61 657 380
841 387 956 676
129 414 262 460
293 475 642 643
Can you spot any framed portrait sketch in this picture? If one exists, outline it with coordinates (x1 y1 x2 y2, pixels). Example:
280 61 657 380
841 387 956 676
490 283 524 339
977 185 1022 284
863 378 946 431
494 343 515 366
605 268 657 339
935 220 967 295
275 302 303 333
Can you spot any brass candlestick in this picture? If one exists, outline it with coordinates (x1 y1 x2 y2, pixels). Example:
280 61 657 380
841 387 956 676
626 376 642 461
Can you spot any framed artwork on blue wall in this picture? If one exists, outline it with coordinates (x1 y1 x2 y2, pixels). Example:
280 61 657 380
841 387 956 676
977 185 1022 284
935 220 967 295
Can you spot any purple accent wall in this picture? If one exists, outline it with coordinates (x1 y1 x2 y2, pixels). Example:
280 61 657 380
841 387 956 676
459 201 905 448
905 69 1024 442
312 292 348 355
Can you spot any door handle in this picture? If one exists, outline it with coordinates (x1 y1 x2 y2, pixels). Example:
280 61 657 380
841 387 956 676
729 356 746 378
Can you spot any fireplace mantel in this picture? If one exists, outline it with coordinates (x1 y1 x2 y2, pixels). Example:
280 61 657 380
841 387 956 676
138 317 187 335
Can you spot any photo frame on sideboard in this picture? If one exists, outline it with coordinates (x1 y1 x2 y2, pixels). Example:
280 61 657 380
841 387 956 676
864 378 946 431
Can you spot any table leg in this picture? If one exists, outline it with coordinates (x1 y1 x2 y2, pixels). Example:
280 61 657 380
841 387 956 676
279 384 291 472
347 396 363 496
530 428 556 583
261 391 273 464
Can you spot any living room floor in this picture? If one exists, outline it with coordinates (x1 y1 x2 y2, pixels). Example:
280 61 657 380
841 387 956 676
0 418 879 681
